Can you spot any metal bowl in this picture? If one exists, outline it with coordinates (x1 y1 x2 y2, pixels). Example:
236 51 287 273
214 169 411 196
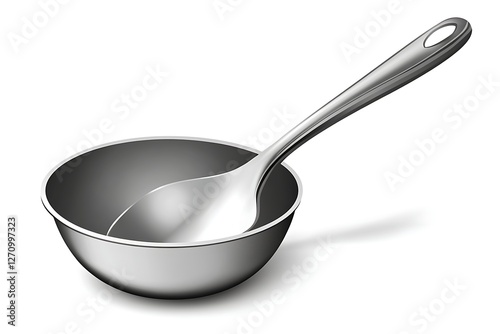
42 137 302 299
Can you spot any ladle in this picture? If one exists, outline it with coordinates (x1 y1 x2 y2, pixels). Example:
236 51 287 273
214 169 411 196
107 18 470 243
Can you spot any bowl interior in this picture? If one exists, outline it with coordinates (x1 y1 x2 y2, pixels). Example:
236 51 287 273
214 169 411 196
44 138 300 237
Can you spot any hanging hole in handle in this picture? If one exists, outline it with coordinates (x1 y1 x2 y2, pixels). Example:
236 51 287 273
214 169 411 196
424 24 457 48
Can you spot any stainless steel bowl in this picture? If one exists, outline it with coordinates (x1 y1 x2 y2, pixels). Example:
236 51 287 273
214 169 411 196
42 137 302 299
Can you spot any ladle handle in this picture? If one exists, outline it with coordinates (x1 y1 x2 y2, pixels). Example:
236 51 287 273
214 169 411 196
255 17 471 177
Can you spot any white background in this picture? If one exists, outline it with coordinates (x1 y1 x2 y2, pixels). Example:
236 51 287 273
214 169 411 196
1 0 499 333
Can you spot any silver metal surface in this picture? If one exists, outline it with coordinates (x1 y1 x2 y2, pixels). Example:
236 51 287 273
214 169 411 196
41 17 471 299
108 17 472 243
42 137 301 298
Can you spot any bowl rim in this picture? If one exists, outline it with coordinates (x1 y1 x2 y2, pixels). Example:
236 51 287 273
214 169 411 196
41 136 302 248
